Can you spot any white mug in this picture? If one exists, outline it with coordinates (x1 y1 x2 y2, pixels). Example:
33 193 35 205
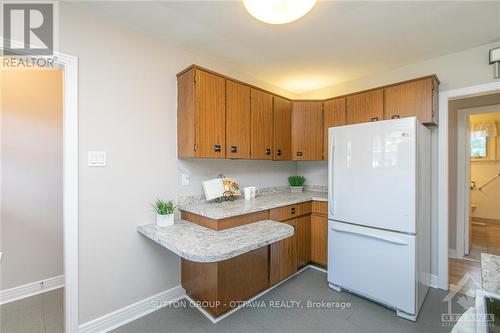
244 186 260 200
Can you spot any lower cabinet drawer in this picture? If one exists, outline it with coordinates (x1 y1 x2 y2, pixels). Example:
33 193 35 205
269 204 298 221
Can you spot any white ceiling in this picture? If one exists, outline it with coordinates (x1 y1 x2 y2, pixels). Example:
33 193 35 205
73 1 500 95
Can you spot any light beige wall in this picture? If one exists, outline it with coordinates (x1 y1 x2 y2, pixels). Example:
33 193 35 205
470 112 500 220
59 4 297 324
0 69 63 289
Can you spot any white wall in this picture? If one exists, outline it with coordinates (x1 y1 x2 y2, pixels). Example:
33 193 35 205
59 4 297 324
0 69 63 290
297 40 500 274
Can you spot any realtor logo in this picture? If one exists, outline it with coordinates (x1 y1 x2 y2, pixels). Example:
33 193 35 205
2 3 54 55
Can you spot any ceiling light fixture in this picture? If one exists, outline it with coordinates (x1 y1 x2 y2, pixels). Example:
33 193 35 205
243 0 317 25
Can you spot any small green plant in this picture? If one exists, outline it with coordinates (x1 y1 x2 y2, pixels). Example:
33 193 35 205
152 199 177 215
288 175 306 186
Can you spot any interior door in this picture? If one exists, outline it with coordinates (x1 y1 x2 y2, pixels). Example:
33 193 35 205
250 89 274 160
195 69 226 158
331 118 417 234
328 220 416 314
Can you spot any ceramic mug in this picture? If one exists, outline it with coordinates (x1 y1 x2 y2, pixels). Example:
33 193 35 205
244 186 260 200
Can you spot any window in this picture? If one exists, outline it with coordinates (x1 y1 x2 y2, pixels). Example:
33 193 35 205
470 131 488 159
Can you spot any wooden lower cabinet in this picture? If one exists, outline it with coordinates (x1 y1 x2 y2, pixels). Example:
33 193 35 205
296 215 311 268
310 214 328 267
181 246 269 317
270 219 297 285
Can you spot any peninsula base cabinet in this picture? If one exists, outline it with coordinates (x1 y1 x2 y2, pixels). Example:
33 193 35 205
269 219 297 285
181 246 270 317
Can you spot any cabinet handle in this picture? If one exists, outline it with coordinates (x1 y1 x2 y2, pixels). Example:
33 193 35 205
276 149 282 156
296 151 303 157
391 115 400 119
371 117 379 122
214 144 221 152
291 207 296 215
266 148 271 155
231 146 237 153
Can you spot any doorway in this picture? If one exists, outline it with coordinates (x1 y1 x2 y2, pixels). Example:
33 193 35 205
466 111 500 261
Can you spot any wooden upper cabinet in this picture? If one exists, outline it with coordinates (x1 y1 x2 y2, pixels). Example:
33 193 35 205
291 101 323 161
177 68 225 158
323 98 346 160
250 89 274 160
384 77 439 125
346 89 384 125
226 80 251 158
273 96 292 160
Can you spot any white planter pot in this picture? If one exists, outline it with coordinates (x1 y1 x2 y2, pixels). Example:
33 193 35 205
290 186 304 193
156 213 174 227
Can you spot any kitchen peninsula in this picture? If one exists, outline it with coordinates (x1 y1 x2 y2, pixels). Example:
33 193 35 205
138 189 328 318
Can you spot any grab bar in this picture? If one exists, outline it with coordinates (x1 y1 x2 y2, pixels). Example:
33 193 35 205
478 172 500 191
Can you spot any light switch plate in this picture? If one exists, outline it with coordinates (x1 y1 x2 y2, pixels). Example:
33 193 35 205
88 151 106 167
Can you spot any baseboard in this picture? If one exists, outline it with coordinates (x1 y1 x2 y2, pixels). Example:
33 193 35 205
448 248 458 258
0 275 64 305
429 274 439 288
78 285 185 333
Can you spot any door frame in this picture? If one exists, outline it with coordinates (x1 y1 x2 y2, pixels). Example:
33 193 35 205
456 104 500 259
438 81 500 290
1 39 79 332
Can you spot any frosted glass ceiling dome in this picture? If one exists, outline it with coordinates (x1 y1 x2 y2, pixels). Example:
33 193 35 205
243 0 317 25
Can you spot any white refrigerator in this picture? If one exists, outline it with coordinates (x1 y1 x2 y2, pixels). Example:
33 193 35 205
327 117 431 321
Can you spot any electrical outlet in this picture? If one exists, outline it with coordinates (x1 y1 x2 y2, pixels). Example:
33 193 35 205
181 173 190 186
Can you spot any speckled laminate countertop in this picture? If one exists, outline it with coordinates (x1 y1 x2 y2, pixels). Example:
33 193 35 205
179 191 328 220
481 253 500 294
137 218 294 263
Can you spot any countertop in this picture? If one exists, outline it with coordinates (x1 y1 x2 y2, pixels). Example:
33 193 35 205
179 190 328 220
481 253 500 294
137 218 294 263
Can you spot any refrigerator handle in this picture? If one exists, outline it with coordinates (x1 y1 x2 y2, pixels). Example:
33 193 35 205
331 225 409 246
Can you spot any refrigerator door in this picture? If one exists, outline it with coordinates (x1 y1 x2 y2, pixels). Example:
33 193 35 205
329 118 417 234
328 220 416 315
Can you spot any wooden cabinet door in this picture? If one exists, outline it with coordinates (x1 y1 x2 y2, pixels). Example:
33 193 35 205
226 80 251 158
310 214 328 267
270 219 297 285
384 77 438 125
194 69 226 158
296 215 311 268
273 96 292 160
250 89 274 160
291 101 323 160
323 98 346 160
346 89 384 125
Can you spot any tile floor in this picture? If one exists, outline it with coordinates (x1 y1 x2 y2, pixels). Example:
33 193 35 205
0 288 63 333
0 269 471 333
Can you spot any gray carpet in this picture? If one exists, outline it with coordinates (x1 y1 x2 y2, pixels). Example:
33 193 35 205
114 268 468 333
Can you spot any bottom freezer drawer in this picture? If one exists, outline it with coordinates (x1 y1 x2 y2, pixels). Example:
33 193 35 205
327 221 416 314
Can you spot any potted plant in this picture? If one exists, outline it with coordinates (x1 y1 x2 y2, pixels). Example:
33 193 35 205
153 199 176 227
288 175 306 193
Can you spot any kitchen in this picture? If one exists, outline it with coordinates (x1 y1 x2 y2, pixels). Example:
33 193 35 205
2 2 500 333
